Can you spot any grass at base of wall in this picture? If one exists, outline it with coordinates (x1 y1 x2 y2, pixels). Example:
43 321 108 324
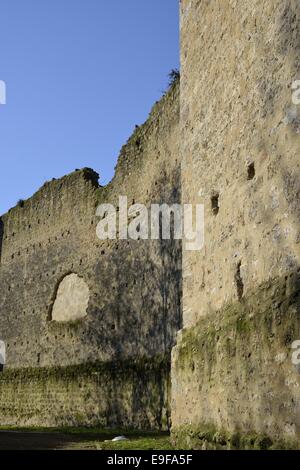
0 425 167 436
99 436 173 451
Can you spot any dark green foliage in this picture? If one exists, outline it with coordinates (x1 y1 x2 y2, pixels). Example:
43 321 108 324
168 69 180 88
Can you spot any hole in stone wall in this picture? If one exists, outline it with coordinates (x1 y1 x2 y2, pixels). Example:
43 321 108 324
49 273 90 322
211 192 220 216
247 162 255 180
235 261 244 301
0 340 5 372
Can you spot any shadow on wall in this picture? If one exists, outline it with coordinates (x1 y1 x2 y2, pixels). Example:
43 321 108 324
82 162 182 430
80 158 182 360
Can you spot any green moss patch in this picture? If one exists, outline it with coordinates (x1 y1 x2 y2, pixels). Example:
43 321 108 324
172 424 299 450
0 354 170 382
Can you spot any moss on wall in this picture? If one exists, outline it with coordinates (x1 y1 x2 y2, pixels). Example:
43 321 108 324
0 355 171 429
172 423 299 450
171 271 300 448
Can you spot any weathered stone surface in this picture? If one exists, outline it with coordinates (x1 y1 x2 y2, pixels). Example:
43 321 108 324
0 357 170 429
1 0 299 444
0 82 181 429
172 0 300 449
172 272 300 448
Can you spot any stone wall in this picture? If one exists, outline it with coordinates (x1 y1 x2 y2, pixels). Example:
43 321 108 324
171 0 300 448
0 81 181 429
1 0 299 443
0 358 170 429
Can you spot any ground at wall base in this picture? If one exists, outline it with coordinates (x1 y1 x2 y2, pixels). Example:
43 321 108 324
0 427 172 450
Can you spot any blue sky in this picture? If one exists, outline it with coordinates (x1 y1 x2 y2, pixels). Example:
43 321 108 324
0 0 179 215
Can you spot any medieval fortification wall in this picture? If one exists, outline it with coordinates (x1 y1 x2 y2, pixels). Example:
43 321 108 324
171 0 300 450
0 82 181 428
0 0 299 449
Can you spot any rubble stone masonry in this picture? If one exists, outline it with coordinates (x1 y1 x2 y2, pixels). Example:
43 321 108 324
171 0 300 449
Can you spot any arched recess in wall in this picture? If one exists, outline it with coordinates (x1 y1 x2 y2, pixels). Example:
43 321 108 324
49 273 90 322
